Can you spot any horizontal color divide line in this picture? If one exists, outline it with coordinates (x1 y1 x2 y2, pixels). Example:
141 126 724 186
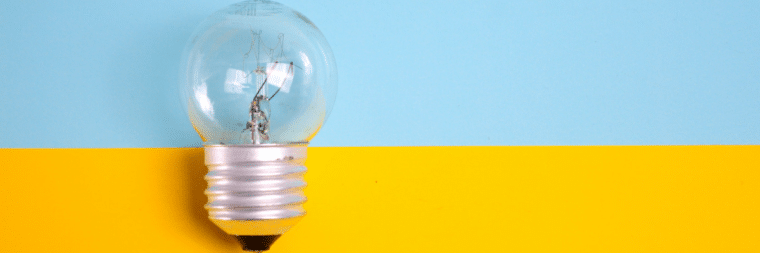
3 144 760 149
1 146 759 252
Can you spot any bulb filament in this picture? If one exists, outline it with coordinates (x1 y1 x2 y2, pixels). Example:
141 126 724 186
240 30 297 144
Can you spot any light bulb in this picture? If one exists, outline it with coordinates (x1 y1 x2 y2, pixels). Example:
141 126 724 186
179 0 337 251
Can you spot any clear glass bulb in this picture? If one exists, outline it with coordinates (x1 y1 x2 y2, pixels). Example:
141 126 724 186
180 0 337 145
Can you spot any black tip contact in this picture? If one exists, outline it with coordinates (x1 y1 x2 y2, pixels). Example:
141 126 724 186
235 235 282 252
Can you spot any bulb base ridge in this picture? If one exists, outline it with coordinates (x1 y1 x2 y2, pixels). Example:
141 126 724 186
204 144 308 251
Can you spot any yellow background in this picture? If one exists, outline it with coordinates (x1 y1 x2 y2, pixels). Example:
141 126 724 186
2 146 758 252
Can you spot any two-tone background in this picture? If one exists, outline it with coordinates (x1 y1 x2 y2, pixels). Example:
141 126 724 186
1 1 759 252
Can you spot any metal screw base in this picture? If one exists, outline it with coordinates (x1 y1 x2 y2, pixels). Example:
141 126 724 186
204 144 307 238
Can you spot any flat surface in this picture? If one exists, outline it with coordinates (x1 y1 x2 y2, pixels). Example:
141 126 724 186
2 146 758 252
2 0 760 148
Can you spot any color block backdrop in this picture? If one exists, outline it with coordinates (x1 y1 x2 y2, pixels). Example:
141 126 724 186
1 1 759 252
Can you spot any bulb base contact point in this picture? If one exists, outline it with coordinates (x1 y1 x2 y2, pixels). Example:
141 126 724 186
236 235 281 252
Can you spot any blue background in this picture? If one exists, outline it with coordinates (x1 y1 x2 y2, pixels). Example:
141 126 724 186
1 0 759 148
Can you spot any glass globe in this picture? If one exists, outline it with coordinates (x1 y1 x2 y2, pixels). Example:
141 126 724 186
180 0 337 145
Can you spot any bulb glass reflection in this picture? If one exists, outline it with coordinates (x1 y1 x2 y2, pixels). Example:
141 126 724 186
180 0 337 145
